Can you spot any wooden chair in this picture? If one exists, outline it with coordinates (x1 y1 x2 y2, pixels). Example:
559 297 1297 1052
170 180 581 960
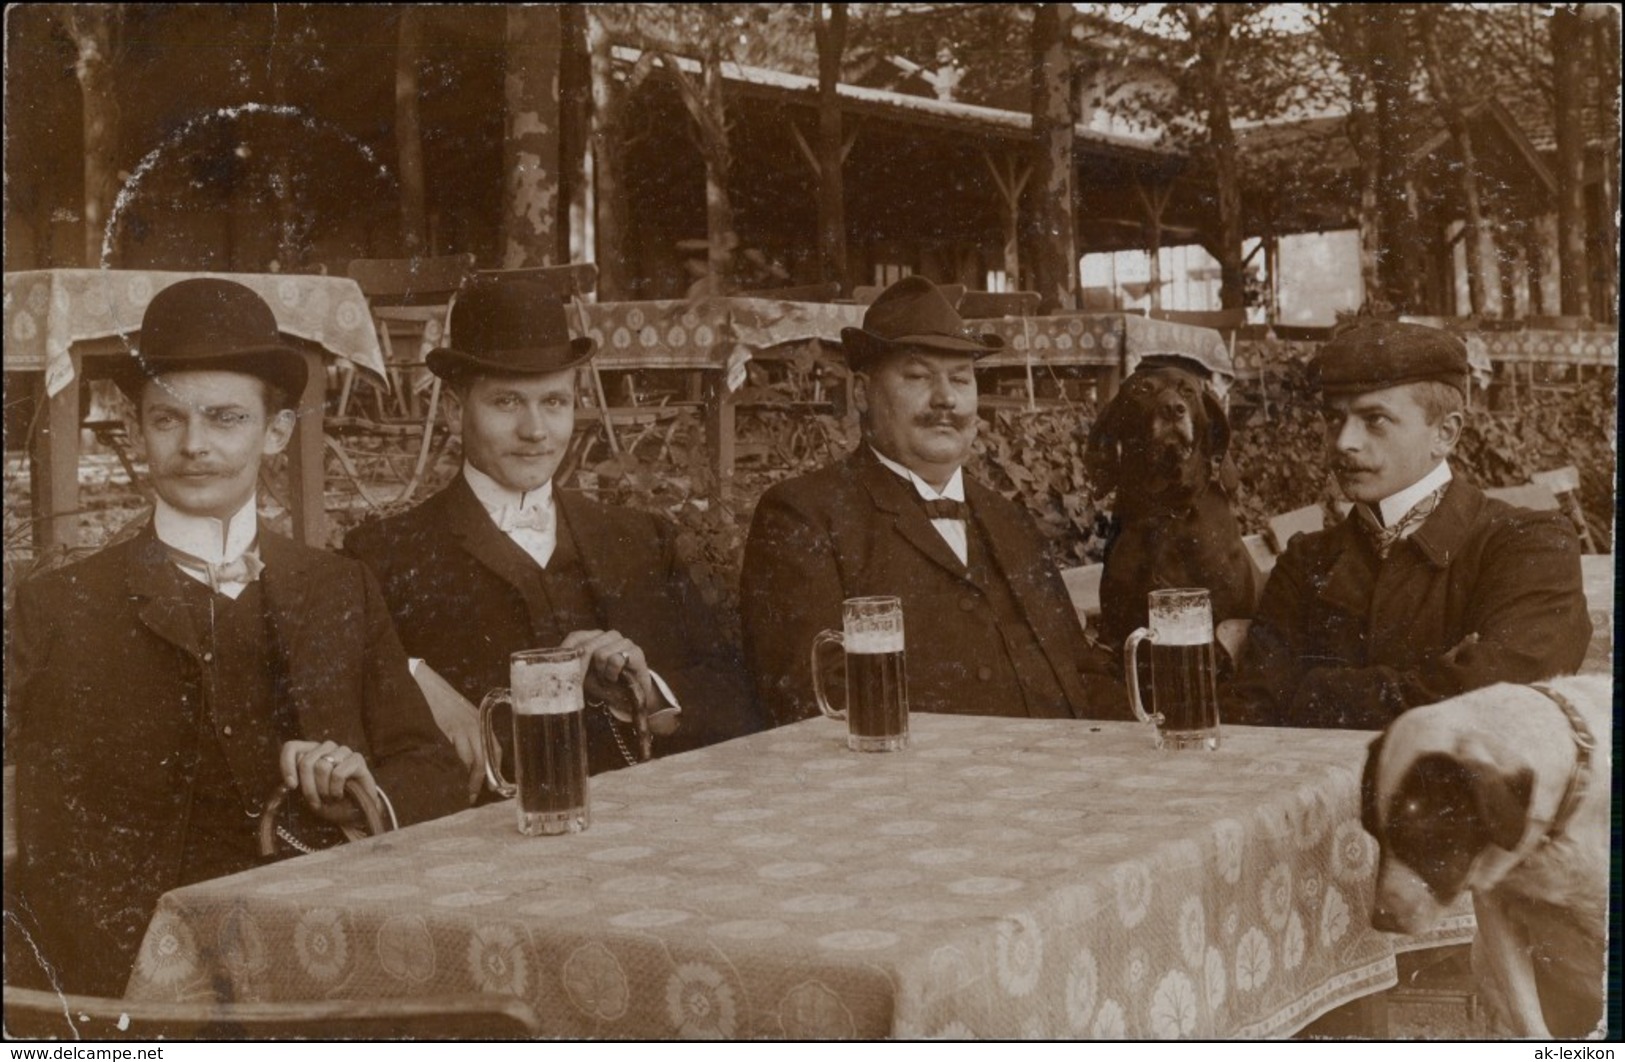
1147 308 1249 332
1530 465 1597 553
957 290 1040 319
1267 504 1326 554
1242 533 1277 591
1481 482 1560 512
344 253 476 420
1060 563 1104 628
742 281 841 303
2 985 543 1040
471 262 599 302
853 282 965 307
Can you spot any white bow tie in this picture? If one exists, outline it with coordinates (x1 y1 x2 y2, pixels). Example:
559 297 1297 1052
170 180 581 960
497 502 553 535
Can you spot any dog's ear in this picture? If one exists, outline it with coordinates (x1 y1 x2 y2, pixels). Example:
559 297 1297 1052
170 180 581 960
1084 402 1126 499
1360 732 1386 836
1454 733 1535 852
1201 389 1231 457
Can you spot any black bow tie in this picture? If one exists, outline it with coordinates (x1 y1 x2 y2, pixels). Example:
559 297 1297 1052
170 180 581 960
920 498 969 521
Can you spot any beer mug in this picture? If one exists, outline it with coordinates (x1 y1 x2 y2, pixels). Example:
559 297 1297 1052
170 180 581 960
811 596 909 752
480 647 589 835
1124 588 1221 751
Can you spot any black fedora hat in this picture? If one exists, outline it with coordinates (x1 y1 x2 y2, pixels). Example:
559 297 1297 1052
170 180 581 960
426 275 595 380
114 278 308 402
840 276 1003 367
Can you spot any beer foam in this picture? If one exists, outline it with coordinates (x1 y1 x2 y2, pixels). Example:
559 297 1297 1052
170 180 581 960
846 627 904 654
512 661 584 716
1150 609 1212 646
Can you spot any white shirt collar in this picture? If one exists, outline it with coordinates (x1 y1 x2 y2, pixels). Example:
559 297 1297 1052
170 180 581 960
869 446 965 503
1378 460 1453 527
153 494 258 565
463 461 554 516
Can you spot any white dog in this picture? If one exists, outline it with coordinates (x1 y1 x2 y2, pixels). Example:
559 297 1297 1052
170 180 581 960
1360 674 1610 1038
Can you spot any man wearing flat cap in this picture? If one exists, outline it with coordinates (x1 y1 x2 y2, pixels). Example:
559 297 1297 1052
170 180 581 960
345 275 761 783
1226 320 1590 728
740 275 1126 724
6 279 467 995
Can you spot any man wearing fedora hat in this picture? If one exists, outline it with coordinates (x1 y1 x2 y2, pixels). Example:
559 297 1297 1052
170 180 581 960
1225 320 1590 729
345 275 760 781
6 278 467 995
740 276 1127 724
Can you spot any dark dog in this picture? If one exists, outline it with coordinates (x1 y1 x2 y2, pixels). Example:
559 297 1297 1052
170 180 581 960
1361 675 1610 1038
1085 366 1255 656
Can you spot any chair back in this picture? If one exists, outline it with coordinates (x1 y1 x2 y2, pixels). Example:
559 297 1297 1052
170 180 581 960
1482 482 1561 511
472 262 599 301
2 985 542 1041
742 281 841 303
1148 308 1249 332
347 253 476 306
1267 504 1326 554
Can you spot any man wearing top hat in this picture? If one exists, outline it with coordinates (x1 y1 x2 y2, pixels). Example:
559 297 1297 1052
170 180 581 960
344 275 761 780
740 275 1127 725
5 279 467 996
1225 320 1591 729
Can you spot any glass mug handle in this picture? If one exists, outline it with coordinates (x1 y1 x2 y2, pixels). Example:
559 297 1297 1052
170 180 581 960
479 688 516 798
1123 628 1163 727
810 629 847 720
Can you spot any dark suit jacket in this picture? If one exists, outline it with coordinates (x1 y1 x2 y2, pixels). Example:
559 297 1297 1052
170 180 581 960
344 478 762 770
1226 478 1592 728
740 448 1129 725
6 528 467 996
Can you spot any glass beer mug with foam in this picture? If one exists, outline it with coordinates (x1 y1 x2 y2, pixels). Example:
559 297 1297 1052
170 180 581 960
480 647 590 834
1124 588 1221 750
811 596 909 752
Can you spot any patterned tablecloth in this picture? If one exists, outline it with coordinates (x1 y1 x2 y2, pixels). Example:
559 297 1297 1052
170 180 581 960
972 314 1231 377
127 715 1470 1039
3 269 386 396
576 298 864 378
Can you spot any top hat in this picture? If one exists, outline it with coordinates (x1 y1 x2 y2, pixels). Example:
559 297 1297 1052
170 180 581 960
426 275 595 380
114 278 308 402
840 276 1003 368
1311 320 1470 397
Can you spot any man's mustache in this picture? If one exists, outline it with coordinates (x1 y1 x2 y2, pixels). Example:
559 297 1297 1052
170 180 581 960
914 413 972 430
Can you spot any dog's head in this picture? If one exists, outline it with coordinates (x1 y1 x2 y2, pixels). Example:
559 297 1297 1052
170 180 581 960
1360 719 1534 935
1085 367 1236 506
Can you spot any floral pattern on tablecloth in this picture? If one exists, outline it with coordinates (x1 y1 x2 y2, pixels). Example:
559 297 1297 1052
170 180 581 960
577 298 863 371
4 269 385 395
127 717 1474 1038
972 314 1230 374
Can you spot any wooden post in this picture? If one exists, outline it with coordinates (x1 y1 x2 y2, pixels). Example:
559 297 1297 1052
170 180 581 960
30 357 82 554
283 348 327 547
703 373 736 504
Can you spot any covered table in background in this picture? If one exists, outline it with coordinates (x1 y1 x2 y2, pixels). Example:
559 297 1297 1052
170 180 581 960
128 714 1467 1039
4 269 385 549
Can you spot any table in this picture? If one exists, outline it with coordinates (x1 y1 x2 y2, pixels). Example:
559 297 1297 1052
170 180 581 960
573 298 863 495
969 314 1231 404
4 269 386 550
127 715 1468 1039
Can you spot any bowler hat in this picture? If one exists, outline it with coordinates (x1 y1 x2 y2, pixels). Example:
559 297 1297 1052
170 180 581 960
115 278 308 402
426 275 595 380
1311 320 1469 397
840 276 1003 367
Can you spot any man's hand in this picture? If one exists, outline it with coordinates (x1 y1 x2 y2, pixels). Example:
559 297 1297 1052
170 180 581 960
560 629 678 736
279 740 380 823
412 661 487 803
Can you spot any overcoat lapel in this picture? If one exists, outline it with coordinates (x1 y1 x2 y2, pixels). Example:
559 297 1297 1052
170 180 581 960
440 476 557 623
853 451 968 578
260 530 319 709
126 530 202 658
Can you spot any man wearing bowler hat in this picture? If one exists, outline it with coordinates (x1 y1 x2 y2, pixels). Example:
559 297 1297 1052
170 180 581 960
1225 320 1590 728
740 275 1127 724
345 275 761 781
6 279 467 996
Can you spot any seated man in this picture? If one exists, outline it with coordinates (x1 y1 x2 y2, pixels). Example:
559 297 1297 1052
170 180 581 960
345 275 761 779
6 279 466 996
1226 320 1591 728
740 276 1127 724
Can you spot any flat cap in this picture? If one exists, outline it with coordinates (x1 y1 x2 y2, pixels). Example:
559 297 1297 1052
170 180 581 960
1310 320 1470 396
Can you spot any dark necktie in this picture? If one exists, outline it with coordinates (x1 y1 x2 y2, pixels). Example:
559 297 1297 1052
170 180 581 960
920 498 969 521
1358 485 1447 559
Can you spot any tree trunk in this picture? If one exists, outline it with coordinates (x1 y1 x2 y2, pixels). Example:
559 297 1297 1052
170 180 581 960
587 12 627 298
68 8 118 267
396 7 428 256
1551 6 1589 317
560 5 592 268
1419 11 1486 316
700 57 737 293
814 3 849 294
501 6 561 269
1371 11 1423 312
1027 3 1077 313
1523 215 1550 317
